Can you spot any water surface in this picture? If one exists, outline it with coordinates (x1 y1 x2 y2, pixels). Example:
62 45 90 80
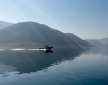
0 47 108 85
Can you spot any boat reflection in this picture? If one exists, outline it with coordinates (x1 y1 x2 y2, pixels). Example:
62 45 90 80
44 50 53 54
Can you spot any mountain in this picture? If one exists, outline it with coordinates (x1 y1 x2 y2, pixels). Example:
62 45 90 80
86 39 104 46
0 21 92 49
66 33 93 47
0 21 14 29
96 38 108 45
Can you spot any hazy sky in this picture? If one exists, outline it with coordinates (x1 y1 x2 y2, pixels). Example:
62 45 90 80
0 0 108 39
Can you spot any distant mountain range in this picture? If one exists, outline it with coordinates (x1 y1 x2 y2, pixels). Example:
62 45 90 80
0 21 14 29
86 38 108 46
0 21 92 49
86 39 104 46
96 38 108 45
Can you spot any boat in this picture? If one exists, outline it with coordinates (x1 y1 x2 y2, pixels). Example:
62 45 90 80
39 45 53 50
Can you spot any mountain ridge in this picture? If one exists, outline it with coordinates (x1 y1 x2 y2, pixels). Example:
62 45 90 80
0 21 14 29
0 21 92 49
66 33 93 47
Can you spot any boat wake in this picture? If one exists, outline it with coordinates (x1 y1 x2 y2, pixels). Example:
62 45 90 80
0 48 47 51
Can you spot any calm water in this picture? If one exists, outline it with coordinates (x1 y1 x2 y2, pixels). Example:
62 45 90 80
0 47 108 85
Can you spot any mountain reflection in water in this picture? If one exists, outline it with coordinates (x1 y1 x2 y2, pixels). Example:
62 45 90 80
0 47 83 75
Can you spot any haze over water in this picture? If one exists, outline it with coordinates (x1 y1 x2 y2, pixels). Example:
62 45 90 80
0 47 108 85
